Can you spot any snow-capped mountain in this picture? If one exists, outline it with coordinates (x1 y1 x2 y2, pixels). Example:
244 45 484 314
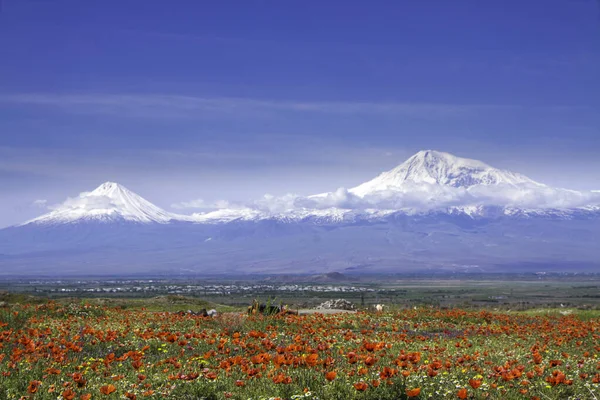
24 182 181 225
21 151 600 227
350 150 543 196
308 150 598 216
2 151 600 276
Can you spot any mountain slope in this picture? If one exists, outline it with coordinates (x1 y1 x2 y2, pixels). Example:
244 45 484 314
1 211 599 276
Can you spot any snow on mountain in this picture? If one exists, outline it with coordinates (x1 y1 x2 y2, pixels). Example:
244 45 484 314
350 150 543 196
16 151 600 228
23 182 182 225
188 206 390 224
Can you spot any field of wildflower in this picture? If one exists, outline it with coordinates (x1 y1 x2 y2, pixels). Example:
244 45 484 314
0 302 599 399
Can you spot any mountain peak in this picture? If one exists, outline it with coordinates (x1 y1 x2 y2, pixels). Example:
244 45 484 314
403 150 493 178
90 181 130 196
94 181 123 190
350 150 543 196
409 150 485 165
23 182 175 226
412 149 450 158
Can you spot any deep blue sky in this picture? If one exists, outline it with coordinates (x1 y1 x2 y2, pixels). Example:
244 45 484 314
1 0 599 227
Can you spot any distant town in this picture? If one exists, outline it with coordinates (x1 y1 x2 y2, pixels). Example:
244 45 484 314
23 280 380 296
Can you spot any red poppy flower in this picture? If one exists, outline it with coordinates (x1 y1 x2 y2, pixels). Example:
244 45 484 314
100 384 117 395
62 389 76 400
469 378 481 389
28 380 42 394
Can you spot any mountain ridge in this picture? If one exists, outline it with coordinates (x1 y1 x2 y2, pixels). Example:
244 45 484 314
16 150 600 228
2 148 600 276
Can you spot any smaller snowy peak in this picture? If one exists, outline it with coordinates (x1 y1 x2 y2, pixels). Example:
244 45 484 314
350 150 543 196
23 182 179 226
89 181 129 196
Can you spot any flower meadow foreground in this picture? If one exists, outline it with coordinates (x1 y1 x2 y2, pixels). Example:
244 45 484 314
0 303 599 399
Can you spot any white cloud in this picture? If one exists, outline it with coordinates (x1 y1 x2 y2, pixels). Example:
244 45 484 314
171 199 208 210
0 93 510 120
252 193 302 214
32 199 48 208
205 184 600 215
171 198 240 210
465 185 599 209
51 193 116 212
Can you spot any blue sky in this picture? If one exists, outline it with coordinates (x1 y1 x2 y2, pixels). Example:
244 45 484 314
1 0 599 227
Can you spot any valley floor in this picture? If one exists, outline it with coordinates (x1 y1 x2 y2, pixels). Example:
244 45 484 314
3 274 600 312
